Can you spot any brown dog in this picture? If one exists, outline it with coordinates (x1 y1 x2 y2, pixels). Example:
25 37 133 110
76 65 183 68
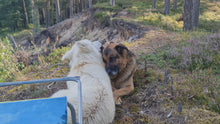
101 43 137 104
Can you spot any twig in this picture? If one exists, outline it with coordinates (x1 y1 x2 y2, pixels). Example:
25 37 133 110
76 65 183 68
170 77 174 96
47 82 56 89
164 68 169 84
167 108 173 118
144 59 147 74
187 94 195 99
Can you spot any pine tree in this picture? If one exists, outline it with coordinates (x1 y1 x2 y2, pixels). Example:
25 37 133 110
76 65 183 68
32 0 40 36
173 0 177 10
70 0 73 17
89 0 92 8
23 0 29 28
153 0 156 9
55 0 61 23
192 0 200 28
164 0 170 15
183 0 193 31
46 0 51 28
110 0 115 6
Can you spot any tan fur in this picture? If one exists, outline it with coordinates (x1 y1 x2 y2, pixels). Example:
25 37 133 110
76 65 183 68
102 43 137 104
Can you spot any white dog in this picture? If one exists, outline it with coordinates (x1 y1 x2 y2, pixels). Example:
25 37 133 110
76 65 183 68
51 39 115 124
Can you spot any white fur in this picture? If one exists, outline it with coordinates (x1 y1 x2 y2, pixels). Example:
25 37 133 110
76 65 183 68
51 39 115 124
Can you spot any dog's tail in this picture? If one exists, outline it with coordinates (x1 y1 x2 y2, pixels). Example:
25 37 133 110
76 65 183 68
62 50 72 61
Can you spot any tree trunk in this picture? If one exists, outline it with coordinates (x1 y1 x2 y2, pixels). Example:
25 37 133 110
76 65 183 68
70 0 73 17
192 0 200 28
55 0 61 23
42 8 46 24
164 0 170 15
152 0 156 9
46 0 50 28
183 0 193 31
75 0 79 13
84 0 87 9
72 0 75 14
173 0 177 10
32 0 40 36
37 8 40 28
110 0 115 6
51 0 55 25
81 0 84 11
79 0 82 12
89 0 92 8
23 0 29 28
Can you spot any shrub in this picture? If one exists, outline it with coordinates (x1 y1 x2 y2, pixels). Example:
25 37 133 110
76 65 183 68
174 70 220 114
145 33 220 72
46 46 70 64
0 38 19 82
168 34 220 71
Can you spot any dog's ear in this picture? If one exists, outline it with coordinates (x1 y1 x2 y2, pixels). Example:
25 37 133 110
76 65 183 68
100 46 104 52
115 44 128 55
92 41 103 52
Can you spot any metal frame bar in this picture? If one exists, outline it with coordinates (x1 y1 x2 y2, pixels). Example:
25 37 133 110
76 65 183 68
0 77 82 124
68 102 77 124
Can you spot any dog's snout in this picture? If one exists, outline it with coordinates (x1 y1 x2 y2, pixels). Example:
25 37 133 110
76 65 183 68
106 68 112 75
106 65 119 76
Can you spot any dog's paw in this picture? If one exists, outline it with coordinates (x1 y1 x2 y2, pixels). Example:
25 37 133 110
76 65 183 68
113 91 122 105
115 97 122 105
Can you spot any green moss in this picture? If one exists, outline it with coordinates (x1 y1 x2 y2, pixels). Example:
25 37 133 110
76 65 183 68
130 105 140 114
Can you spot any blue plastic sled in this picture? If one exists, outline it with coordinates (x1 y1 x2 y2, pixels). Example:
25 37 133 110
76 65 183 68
0 97 67 124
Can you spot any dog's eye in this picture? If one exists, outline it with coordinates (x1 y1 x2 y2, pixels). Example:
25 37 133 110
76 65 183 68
103 58 107 63
110 57 115 63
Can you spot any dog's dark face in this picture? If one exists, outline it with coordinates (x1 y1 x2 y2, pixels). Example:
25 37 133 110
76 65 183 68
101 43 128 77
